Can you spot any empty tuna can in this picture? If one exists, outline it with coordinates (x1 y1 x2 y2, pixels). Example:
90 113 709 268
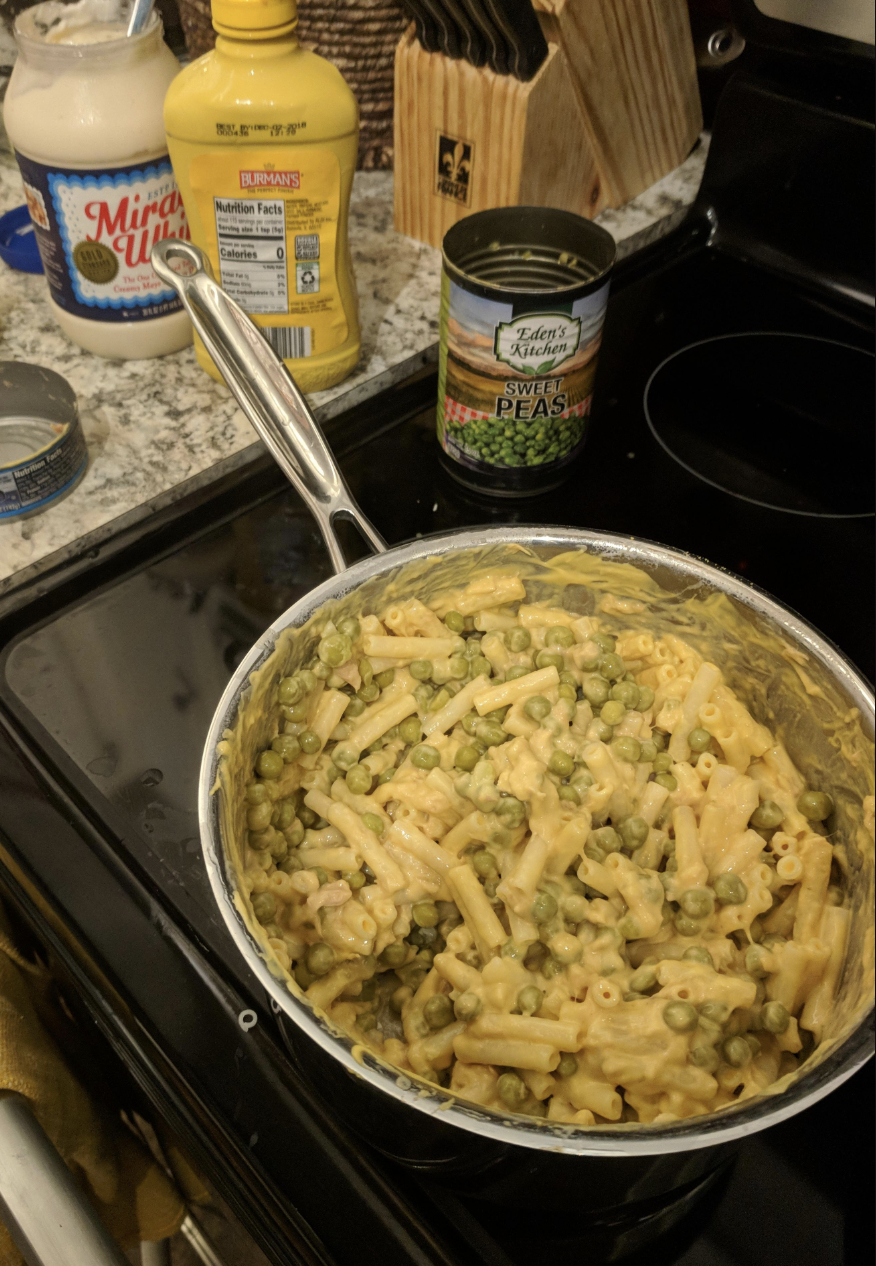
0 361 88 519
437 206 616 496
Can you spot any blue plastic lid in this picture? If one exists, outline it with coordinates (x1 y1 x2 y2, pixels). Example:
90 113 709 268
0 205 44 274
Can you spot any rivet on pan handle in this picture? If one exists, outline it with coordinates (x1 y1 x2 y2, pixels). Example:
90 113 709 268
151 238 386 575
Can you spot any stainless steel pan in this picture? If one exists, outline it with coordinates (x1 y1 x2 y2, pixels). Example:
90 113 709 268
152 240 874 1203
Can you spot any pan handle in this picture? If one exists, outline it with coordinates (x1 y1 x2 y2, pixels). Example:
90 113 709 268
151 239 386 575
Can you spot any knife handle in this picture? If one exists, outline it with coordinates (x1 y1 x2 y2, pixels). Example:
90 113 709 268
480 0 548 80
399 0 442 53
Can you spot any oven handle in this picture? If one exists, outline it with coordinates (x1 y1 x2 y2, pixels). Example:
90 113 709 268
0 1092 130 1266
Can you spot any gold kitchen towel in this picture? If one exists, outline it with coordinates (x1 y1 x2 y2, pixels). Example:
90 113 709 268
0 908 185 1263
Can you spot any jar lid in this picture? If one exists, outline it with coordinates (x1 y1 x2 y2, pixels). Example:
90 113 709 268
212 0 298 37
0 206 43 275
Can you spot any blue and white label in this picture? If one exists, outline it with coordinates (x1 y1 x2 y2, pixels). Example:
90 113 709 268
16 152 188 324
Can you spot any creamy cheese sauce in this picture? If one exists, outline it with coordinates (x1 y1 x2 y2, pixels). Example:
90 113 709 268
216 546 874 1127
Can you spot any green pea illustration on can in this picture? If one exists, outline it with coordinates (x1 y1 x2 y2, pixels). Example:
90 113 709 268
438 207 616 496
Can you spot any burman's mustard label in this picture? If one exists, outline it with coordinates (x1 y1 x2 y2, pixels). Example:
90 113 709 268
437 274 610 474
190 148 346 360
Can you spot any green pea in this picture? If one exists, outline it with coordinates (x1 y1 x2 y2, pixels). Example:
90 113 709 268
610 681 640 709
447 656 468 680
690 1045 720 1072
591 826 621 853
255 749 284 780
412 901 439 929
410 658 433 682
600 700 626 726
460 712 479 736
651 752 672 773
294 962 314 991
548 750 574 777
686 727 710 753
663 1001 698 1032
344 696 366 719
582 676 610 707
559 671 578 688
556 1053 579 1078
413 684 435 711
296 730 319 755
252 891 277 924
675 912 703 937
680 888 715 919
345 764 372 796
313 662 333 681
411 744 441 770
245 782 269 806
524 695 552 721
470 657 493 679
515 986 543 1017
506 665 531 682
444 611 465 633
312 866 329 886
713 873 748 905
454 991 482 1021
501 938 524 960
342 869 365 890
380 941 408 968
572 769 594 793
375 669 395 689
545 625 574 648
334 616 359 642
743 944 769 979
592 633 616 652
278 676 304 706
750 799 784 830
475 721 507 748
247 802 273 832
280 852 304 874
558 684 578 703
398 716 423 746
497 1072 528 1110
722 1036 751 1068
629 965 658 993
453 744 479 772
423 994 454 1030
760 1000 790 1034
495 796 526 827
654 772 678 792
638 740 658 763
361 812 384 835
797 790 834 821
536 650 564 671
305 942 336 977
531 891 559 923
298 805 317 828
619 816 649 849
613 736 641 764
272 800 295 831
682 946 714 968
558 785 580 805
318 633 352 668
358 681 380 703
504 627 531 652
699 1000 730 1026
637 686 655 712
583 844 605 864
332 744 358 771
618 914 642 940
472 850 498 879
599 652 625 681
431 688 452 712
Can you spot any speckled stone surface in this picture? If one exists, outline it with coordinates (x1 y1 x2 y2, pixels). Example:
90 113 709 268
0 137 707 597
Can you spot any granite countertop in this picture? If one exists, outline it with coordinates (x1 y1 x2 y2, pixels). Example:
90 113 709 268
0 139 708 598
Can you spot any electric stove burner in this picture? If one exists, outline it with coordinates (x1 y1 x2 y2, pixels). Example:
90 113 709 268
643 333 875 517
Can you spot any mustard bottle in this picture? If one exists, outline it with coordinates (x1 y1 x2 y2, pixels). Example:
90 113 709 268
164 0 360 392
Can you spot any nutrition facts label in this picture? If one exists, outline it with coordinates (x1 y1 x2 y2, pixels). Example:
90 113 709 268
214 197 288 314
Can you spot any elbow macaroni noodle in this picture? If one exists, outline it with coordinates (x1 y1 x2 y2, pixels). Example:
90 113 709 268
234 568 856 1127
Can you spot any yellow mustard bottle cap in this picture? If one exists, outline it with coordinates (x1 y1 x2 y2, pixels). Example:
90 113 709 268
212 0 298 37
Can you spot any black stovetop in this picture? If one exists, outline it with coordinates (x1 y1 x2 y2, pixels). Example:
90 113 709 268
1 47 875 1261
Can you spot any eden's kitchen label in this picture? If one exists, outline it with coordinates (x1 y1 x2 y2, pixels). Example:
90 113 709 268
189 148 347 360
16 153 188 323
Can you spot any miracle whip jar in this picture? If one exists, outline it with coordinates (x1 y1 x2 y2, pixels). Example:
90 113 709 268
437 206 616 496
3 0 191 358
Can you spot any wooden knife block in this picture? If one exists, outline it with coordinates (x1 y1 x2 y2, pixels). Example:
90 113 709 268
393 0 702 247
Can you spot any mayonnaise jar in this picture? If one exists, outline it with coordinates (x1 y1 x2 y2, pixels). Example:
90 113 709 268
3 1 192 358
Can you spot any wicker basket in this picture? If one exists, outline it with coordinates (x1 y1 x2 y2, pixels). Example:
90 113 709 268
176 0 406 169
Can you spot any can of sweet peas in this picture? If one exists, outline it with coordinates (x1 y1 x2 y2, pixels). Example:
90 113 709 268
437 206 616 496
